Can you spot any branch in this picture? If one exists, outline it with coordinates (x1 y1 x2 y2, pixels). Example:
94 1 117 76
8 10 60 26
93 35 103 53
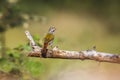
25 30 36 46
25 31 120 64
25 30 41 52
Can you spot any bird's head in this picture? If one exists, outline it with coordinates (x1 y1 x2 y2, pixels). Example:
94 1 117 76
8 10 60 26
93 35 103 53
48 26 56 34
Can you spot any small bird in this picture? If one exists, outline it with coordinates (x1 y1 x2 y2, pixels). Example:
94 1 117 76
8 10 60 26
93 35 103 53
42 26 56 57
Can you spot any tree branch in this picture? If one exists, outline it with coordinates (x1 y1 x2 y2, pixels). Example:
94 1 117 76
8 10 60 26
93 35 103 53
25 30 120 64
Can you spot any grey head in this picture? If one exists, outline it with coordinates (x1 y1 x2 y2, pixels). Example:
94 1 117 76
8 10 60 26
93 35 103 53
48 26 56 34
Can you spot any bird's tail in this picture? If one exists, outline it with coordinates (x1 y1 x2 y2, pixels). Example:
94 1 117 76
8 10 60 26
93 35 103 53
43 42 48 50
41 42 48 57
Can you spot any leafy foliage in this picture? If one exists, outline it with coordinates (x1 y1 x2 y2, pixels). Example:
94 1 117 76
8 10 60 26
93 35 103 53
0 0 26 32
0 34 44 79
33 34 42 47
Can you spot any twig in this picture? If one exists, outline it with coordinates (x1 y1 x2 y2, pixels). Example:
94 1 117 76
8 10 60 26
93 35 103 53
25 30 41 52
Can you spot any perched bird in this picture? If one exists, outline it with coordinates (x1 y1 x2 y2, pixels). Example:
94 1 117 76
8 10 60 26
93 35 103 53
42 26 56 57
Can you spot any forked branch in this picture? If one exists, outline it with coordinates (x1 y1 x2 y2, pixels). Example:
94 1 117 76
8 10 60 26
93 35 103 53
25 30 120 64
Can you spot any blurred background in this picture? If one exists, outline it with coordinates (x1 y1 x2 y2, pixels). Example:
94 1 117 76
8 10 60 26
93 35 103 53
0 0 120 80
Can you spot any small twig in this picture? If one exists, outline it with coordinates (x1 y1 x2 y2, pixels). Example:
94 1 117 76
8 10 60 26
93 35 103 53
25 30 36 46
25 30 41 52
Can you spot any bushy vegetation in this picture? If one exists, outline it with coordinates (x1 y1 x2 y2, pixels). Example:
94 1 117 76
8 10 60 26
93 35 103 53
0 37 43 79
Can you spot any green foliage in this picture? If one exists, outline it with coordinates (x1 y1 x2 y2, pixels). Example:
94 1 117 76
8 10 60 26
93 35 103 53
0 0 26 33
0 0 27 58
0 42 44 79
33 34 42 47
23 59 43 76
0 25 6 32
3 6 25 27
14 43 31 52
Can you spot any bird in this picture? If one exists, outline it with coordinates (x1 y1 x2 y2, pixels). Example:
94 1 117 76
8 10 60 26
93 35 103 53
41 26 56 57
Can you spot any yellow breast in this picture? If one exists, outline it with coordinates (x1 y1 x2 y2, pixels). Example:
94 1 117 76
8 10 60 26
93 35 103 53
44 33 54 43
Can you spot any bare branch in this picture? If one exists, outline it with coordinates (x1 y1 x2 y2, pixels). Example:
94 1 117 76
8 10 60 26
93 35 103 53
25 30 36 46
25 30 41 52
25 31 120 64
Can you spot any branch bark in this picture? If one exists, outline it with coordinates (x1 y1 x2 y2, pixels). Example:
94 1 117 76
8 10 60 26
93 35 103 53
25 31 120 64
